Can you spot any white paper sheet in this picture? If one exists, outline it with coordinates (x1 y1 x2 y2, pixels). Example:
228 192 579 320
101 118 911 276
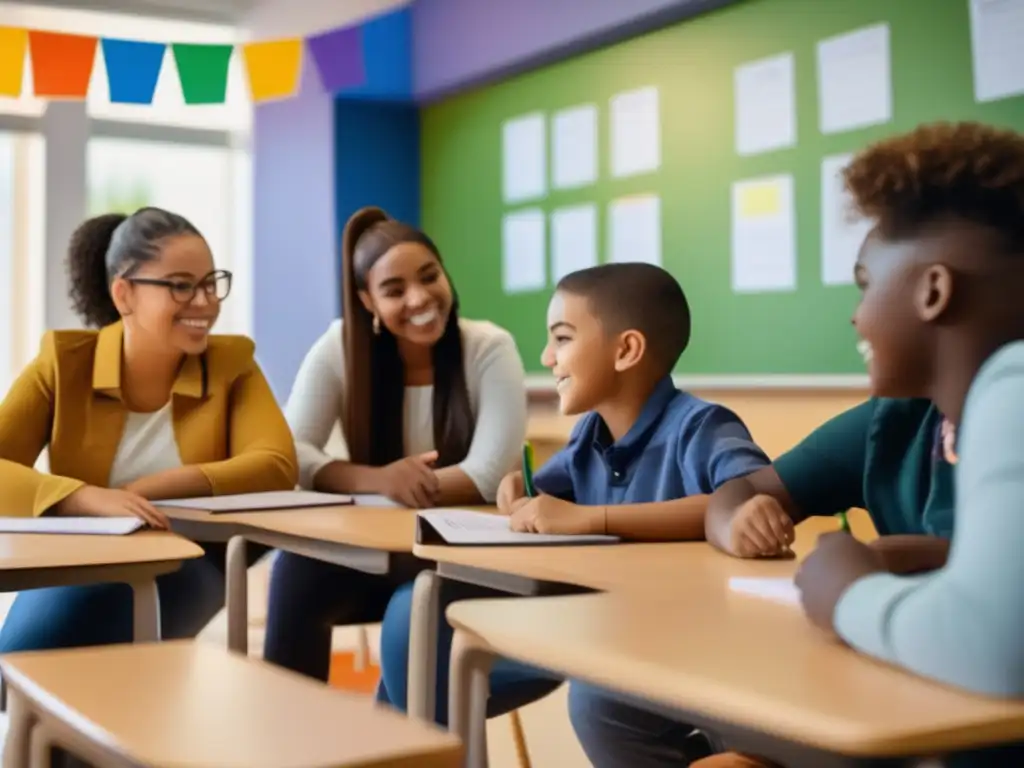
608 195 661 266
502 112 547 203
610 86 660 178
0 517 145 535
734 52 796 156
821 154 873 286
731 175 796 293
729 577 801 606
970 0 1024 103
419 509 619 546
502 209 547 294
551 204 598 282
552 104 598 189
817 24 892 134
350 494 402 508
153 490 353 512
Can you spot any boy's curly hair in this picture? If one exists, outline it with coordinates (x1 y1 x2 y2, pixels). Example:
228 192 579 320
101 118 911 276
843 122 1024 251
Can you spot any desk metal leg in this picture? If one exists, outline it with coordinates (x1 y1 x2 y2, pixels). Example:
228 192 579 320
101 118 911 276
408 569 441 722
226 536 248 655
130 579 161 643
27 722 52 768
450 629 492 768
3 689 32 768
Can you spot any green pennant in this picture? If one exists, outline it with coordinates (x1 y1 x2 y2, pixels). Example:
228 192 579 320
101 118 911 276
172 43 233 104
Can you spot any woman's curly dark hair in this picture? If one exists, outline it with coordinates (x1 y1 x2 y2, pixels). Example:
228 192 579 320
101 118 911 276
843 121 1024 251
66 207 202 328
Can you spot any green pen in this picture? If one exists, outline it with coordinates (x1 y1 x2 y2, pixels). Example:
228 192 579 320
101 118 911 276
522 441 537 498
837 510 851 533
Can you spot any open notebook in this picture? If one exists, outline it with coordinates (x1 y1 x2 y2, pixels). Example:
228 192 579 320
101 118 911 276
0 517 145 535
416 509 620 546
153 490 354 514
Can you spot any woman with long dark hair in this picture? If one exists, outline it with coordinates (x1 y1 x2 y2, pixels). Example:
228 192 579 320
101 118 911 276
263 206 528 679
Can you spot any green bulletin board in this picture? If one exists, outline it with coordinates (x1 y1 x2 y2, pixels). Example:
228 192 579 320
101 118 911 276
420 0 1024 379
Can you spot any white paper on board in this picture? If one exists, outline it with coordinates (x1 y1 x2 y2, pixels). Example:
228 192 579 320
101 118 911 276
734 52 796 156
608 195 661 267
502 209 546 294
502 112 546 203
551 204 598 282
970 0 1024 103
731 175 796 293
610 86 661 178
821 154 872 286
817 23 892 134
552 104 598 189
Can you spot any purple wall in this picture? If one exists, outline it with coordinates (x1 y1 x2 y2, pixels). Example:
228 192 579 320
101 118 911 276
412 0 738 101
252 60 338 400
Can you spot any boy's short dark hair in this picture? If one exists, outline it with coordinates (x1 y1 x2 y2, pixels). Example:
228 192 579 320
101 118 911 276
557 262 691 375
844 121 1024 252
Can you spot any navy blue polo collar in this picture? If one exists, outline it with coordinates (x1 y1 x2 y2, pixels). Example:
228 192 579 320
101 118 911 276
590 376 678 468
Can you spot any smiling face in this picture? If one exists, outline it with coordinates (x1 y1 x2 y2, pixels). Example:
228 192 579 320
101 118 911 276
541 291 624 415
359 241 454 347
851 227 955 397
111 234 223 356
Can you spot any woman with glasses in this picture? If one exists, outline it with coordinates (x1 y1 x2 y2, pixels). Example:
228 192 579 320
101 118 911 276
0 206 297 652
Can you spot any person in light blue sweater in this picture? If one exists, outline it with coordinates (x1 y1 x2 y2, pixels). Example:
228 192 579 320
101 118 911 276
700 122 1024 768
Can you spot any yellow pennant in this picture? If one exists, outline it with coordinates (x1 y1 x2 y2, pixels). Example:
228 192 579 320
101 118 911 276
242 38 302 103
0 27 28 97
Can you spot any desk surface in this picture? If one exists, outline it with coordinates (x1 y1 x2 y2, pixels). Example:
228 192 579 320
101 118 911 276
164 504 418 552
1 641 462 768
415 512 877 592
447 588 1024 758
0 530 203 571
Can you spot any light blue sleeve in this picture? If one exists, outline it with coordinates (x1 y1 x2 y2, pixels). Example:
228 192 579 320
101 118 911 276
833 341 1024 698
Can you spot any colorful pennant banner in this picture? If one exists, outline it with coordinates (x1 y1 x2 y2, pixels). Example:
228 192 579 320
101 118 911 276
0 7 409 106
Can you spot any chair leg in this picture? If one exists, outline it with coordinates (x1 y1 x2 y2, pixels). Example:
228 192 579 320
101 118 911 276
354 625 370 673
509 709 532 768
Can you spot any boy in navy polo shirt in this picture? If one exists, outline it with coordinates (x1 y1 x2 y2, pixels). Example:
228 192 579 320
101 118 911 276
377 264 769 766
497 263 771 767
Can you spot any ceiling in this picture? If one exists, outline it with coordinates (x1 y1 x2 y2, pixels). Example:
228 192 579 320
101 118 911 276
22 0 261 23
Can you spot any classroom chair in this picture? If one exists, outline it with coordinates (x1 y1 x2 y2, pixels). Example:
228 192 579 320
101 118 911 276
0 641 462 768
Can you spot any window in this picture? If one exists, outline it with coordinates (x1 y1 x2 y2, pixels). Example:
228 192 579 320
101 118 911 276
87 137 252 335
0 130 46 395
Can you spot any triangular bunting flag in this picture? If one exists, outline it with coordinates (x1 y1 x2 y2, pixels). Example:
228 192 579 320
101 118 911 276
0 27 28 97
101 38 165 104
242 38 302 102
171 43 233 104
307 25 364 93
28 30 98 99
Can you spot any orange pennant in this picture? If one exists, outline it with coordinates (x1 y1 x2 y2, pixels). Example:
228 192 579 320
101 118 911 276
0 27 28 97
28 30 98 99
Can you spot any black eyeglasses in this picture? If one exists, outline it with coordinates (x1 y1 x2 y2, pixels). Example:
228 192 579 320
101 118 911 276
127 270 233 304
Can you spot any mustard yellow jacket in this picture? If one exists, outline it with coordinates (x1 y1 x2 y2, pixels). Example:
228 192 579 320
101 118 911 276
0 322 298 516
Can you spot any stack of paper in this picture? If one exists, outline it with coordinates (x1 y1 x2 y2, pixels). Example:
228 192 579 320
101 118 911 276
0 517 145 535
728 577 801 606
416 509 619 546
153 490 353 514
350 494 402 508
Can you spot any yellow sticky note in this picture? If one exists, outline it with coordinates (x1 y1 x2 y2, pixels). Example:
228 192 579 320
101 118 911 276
739 181 782 218
242 38 302 102
0 27 28 98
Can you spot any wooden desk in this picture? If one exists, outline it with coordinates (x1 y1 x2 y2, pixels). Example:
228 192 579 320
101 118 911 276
0 640 462 768
446 590 1024 767
160 503 421 654
0 531 202 642
404 514 879 733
